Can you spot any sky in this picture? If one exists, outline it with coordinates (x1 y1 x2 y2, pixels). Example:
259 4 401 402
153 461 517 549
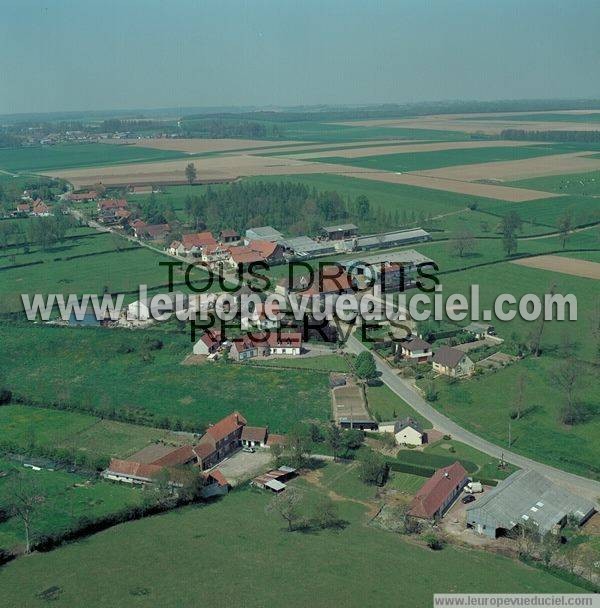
1 0 599 115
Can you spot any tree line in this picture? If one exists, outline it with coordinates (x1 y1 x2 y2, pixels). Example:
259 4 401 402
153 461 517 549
182 118 285 139
501 129 600 143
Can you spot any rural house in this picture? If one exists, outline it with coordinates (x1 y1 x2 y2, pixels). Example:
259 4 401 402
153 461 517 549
182 231 217 256
432 346 474 377
378 417 426 446
193 330 223 356
167 240 185 256
241 426 268 448
196 411 247 469
408 462 468 521
466 469 596 539
464 322 496 339
399 337 433 363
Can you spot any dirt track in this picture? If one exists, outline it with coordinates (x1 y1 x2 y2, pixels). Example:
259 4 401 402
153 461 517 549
511 255 600 280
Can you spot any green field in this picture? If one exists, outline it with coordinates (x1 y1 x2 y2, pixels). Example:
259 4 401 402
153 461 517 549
386 470 426 493
460 113 600 123
251 353 350 372
0 324 331 433
0 143 185 173
366 384 430 427
314 144 576 173
0 229 216 313
0 477 582 607
0 457 143 553
0 404 189 462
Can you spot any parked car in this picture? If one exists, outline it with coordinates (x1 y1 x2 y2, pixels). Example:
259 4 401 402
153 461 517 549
461 494 476 504
242 446 256 453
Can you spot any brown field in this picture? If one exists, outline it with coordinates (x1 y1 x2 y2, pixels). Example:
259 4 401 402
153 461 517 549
285 140 546 160
415 152 600 182
100 137 305 153
511 255 600 280
237 139 423 156
332 113 600 135
46 153 558 202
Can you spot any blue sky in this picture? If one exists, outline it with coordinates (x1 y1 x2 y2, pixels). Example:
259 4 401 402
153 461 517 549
1 0 599 114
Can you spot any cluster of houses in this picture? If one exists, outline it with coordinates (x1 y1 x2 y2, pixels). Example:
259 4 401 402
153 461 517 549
193 329 303 361
12 198 52 218
405 461 596 542
102 411 285 495
397 323 498 378
97 198 131 224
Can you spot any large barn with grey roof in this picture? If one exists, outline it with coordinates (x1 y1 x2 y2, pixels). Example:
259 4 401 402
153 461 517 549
466 469 596 539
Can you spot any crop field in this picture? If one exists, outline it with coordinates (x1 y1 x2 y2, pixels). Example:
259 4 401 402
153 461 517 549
0 143 186 173
102 138 304 153
0 457 143 553
0 324 331 433
0 482 581 607
314 145 571 173
511 254 600 280
507 169 600 195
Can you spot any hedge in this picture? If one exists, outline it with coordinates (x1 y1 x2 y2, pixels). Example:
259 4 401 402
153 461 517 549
387 460 436 478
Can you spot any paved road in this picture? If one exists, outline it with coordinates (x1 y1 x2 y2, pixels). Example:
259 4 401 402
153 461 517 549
345 333 600 502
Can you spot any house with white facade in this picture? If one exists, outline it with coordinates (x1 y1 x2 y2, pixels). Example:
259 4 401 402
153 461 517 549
432 346 474 378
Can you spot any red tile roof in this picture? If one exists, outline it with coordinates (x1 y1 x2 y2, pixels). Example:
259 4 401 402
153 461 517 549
182 232 217 250
408 462 468 519
266 433 286 447
205 469 229 487
150 445 197 467
267 332 302 348
99 198 128 210
200 330 222 349
219 229 239 239
204 411 247 443
194 443 217 460
142 223 170 238
300 266 354 296
69 190 97 201
228 246 265 265
246 239 278 259
106 458 165 480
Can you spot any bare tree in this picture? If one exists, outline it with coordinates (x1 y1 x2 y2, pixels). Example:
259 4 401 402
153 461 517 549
8 471 44 554
313 496 339 529
552 357 584 425
266 487 302 531
449 229 476 258
529 283 556 356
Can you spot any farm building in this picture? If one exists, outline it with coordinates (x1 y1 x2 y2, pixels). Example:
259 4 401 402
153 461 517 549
68 190 98 202
229 331 303 361
196 411 247 470
354 228 431 251
219 229 240 244
137 223 170 241
182 232 217 255
432 346 474 377
398 338 433 363
245 226 284 243
127 292 188 321
241 302 282 331
378 417 425 446
281 236 336 258
322 223 359 240
466 470 596 539
167 240 185 256
241 426 268 448
408 462 468 521
200 470 230 499
464 322 496 339
252 466 297 492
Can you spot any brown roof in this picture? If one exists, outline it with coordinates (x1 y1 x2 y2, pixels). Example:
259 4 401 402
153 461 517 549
228 246 265 265
106 458 165 480
402 338 431 352
266 433 286 447
300 266 354 296
151 445 197 467
69 191 97 201
99 198 127 210
219 229 239 239
267 332 302 348
241 426 268 443
193 443 217 460
200 330 222 349
205 469 229 487
246 239 278 259
143 223 170 238
204 411 247 443
408 462 468 519
432 346 467 369
182 232 217 250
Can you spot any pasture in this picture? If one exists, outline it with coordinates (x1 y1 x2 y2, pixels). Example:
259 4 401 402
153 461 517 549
507 169 600 195
0 324 331 433
0 457 143 554
0 481 582 607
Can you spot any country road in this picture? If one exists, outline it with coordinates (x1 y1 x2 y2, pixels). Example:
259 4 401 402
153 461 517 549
345 333 600 502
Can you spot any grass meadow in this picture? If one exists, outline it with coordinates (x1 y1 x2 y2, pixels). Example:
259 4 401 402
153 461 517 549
0 324 331 433
0 475 582 607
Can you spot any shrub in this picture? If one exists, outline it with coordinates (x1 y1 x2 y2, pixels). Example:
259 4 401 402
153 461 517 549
423 532 445 550
0 388 12 405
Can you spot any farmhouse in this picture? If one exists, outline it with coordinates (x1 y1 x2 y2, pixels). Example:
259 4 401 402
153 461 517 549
228 240 285 267
245 226 284 243
322 223 359 241
229 331 303 360
201 243 230 264
398 337 433 363
408 462 468 521
192 330 223 355
297 265 355 300
31 200 51 217
378 417 425 446
182 231 217 255
196 411 247 469
466 470 596 539
102 459 169 485
167 240 185 256
68 190 98 202
432 346 474 377
98 198 127 223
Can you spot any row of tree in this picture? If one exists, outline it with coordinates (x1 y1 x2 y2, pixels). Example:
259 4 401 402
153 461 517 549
501 129 600 143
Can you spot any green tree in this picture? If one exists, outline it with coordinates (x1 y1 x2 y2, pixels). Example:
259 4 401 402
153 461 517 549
359 450 387 485
326 423 343 460
185 162 197 185
557 209 573 249
355 351 377 381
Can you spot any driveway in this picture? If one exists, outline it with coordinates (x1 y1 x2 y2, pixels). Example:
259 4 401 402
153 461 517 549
212 449 272 486
345 333 600 502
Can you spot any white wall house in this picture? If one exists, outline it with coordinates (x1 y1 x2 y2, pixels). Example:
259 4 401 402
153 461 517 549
378 418 424 446
432 346 474 378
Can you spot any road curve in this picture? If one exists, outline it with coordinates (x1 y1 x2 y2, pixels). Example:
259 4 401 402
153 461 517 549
345 334 600 503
